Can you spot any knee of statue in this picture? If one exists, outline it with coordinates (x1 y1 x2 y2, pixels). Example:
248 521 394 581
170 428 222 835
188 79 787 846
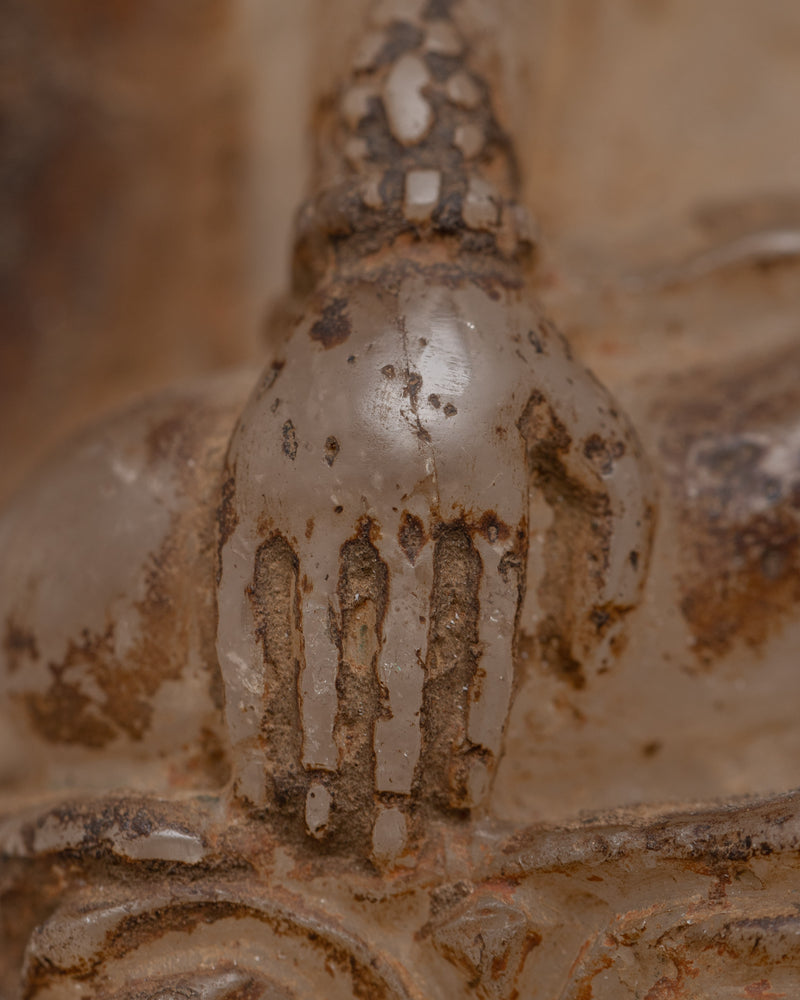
0 370 255 798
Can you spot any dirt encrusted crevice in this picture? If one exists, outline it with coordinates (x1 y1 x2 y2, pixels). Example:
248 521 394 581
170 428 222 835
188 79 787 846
417 525 483 813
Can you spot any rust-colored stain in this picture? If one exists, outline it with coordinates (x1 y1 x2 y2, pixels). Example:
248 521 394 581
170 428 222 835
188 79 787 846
572 954 614 1000
477 510 511 544
10 393 233 753
583 432 626 476
20 529 186 746
537 613 585 689
520 382 641 688
403 371 423 404
324 435 340 466
23 646 117 747
217 473 239 552
255 359 286 401
249 532 306 829
3 618 39 674
744 980 786 999
145 413 191 467
309 297 352 349
331 528 389 855
397 510 427 564
656 342 800 661
281 419 298 460
643 960 700 1000
418 524 483 812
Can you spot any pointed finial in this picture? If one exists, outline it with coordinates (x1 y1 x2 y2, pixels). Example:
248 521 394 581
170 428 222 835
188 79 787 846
292 0 537 294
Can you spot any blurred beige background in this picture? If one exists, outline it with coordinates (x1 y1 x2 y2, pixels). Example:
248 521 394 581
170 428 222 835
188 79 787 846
2 0 800 504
